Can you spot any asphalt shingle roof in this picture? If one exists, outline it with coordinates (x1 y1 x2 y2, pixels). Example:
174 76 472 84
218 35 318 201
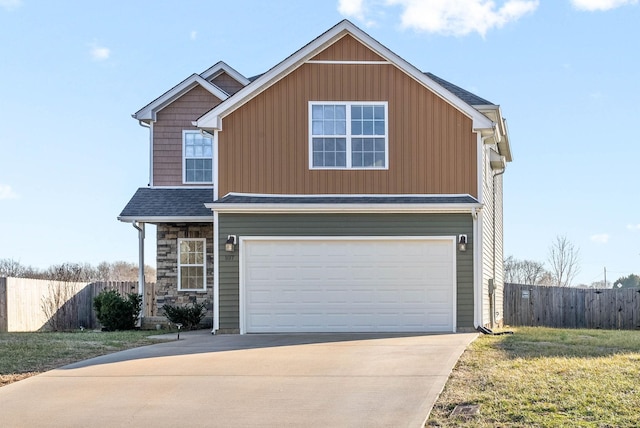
119 188 213 218
424 72 494 106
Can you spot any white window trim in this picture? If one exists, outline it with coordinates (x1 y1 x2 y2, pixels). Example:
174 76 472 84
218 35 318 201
177 237 207 291
182 130 214 184
308 101 389 170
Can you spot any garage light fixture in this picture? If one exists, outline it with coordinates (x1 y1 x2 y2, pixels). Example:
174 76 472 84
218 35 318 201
225 235 236 252
458 235 468 252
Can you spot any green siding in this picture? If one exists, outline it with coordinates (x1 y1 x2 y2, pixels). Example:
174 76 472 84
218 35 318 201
218 213 474 330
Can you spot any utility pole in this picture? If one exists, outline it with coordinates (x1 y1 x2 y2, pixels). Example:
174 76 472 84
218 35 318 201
604 267 607 288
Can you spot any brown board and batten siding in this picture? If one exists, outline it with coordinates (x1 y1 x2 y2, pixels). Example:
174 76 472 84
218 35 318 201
310 34 385 61
216 36 477 197
153 85 222 186
216 213 475 331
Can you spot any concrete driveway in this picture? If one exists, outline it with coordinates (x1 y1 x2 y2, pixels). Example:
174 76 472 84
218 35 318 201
0 331 476 428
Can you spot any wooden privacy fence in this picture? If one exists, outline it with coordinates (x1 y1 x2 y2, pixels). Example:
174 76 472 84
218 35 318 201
504 283 640 330
0 277 156 332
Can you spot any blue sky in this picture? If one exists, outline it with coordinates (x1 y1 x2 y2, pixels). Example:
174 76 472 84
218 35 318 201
0 0 638 285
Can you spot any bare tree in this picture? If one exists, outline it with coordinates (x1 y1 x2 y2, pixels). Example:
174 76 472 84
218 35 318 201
547 235 580 287
0 258 25 277
1 258 156 282
504 256 549 285
97 261 156 282
46 262 97 282
590 280 612 289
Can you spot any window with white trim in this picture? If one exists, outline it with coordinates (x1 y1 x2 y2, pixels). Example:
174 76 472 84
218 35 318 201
310 102 388 169
178 238 206 291
183 130 213 183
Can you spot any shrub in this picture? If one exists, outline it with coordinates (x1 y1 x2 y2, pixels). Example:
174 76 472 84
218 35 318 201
93 289 142 331
162 301 207 330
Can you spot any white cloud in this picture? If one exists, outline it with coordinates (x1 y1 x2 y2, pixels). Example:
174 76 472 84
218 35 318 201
571 0 638 11
590 233 610 243
387 0 539 37
0 0 22 11
338 0 539 37
338 0 366 20
190 30 197 40
0 184 18 200
627 224 640 231
89 44 110 61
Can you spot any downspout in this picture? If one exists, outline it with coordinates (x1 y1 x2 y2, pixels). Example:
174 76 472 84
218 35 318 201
476 129 495 329
491 166 505 328
132 221 145 328
472 206 482 329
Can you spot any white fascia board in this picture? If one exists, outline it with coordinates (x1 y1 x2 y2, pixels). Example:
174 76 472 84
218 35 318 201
118 216 212 223
133 75 229 122
200 61 251 86
205 203 481 214
197 19 494 131
224 191 477 198
476 105 512 162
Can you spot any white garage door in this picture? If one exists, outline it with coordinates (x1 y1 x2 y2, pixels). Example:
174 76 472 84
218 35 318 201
241 237 456 333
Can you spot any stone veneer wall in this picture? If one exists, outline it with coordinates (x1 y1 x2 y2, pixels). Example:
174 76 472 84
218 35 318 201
156 223 214 327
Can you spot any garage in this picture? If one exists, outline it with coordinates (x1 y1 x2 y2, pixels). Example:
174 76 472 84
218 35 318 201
240 236 456 333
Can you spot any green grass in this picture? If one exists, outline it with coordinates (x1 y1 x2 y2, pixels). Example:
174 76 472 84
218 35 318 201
427 327 640 427
0 330 167 387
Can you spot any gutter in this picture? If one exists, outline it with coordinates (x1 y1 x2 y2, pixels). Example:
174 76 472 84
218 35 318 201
204 203 482 214
118 216 212 223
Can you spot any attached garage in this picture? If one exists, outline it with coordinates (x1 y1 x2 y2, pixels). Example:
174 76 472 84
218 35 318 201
240 237 456 333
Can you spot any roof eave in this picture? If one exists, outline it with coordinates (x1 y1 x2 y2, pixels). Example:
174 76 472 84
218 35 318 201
204 203 482 214
476 105 513 162
118 216 212 223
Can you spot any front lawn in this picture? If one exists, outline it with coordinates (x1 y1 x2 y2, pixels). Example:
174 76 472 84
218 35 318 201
428 327 640 427
0 330 164 387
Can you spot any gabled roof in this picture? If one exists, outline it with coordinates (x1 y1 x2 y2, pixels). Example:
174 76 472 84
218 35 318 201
196 20 495 131
118 188 213 222
132 62 249 123
201 61 251 86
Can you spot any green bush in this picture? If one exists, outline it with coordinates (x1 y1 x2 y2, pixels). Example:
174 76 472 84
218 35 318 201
93 289 142 331
162 301 207 330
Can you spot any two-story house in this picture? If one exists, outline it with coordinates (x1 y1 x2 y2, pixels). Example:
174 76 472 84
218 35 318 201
119 20 511 334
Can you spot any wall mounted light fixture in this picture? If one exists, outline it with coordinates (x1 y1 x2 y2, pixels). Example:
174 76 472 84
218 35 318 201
458 235 468 252
225 235 237 252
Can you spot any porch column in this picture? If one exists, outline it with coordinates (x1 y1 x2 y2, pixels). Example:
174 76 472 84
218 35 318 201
133 222 145 326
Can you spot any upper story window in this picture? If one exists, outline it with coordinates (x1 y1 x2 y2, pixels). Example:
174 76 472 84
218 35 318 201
309 102 388 169
183 130 213 183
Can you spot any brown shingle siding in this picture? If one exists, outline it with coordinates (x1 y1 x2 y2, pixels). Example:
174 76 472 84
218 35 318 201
153 86 222 186
211 73 244 95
